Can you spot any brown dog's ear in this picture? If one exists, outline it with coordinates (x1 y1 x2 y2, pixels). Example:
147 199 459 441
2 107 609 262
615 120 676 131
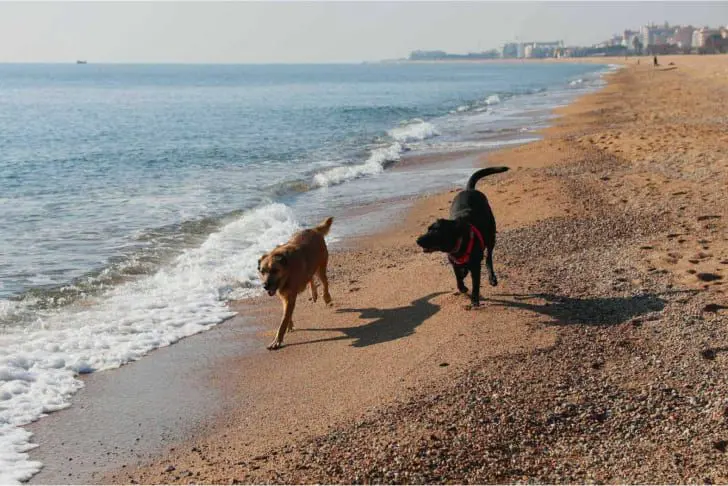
273 252 288 266
257 254 266 270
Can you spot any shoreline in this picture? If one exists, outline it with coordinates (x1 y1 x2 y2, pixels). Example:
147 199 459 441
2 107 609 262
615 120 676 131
26 54 728 483
97 63 619 482
117 54 727 483
3 59 608 484
24 65 592 483
25 145 501 485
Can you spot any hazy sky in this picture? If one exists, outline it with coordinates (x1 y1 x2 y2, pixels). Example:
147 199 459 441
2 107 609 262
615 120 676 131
0 1 725 63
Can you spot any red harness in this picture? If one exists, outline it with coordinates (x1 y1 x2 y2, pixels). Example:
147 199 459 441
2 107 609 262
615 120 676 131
448 224 485 265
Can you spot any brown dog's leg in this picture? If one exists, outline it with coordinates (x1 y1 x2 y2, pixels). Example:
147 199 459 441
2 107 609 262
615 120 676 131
268 294 296 350
309 278 318 303
317 265 332 305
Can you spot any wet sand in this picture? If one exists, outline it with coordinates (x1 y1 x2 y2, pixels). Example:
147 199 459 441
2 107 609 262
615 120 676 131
31 55 728 483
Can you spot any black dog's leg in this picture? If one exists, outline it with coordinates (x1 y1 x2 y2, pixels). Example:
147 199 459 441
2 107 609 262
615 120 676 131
453 265 469 294
486 246 498 287
469 263 481 307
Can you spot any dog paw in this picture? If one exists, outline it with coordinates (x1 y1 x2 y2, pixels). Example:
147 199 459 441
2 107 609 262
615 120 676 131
489 276 498 287
267 341 283 350
324 294 333 305
463 303 482 311
457 285 469 294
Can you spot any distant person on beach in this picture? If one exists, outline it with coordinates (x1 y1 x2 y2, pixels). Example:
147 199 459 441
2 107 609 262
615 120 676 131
653 56 658 67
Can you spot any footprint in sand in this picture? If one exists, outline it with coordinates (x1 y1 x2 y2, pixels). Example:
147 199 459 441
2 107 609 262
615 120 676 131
703 303 728 313
697 273 723 283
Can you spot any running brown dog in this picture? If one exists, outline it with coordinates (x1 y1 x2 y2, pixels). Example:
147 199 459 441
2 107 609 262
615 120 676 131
258 216 334 350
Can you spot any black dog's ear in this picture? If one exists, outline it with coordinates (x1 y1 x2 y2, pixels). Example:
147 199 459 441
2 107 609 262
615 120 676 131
429 218 445 230
455 219 470 233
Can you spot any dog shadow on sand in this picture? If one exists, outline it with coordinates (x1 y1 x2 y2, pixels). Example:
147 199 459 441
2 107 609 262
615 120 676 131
485 292 678 327
291 291 446 348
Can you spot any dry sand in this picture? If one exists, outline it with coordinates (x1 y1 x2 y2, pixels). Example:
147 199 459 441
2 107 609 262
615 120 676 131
98 55 728 484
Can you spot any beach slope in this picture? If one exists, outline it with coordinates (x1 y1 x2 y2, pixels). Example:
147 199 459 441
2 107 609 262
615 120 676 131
99 55 728 484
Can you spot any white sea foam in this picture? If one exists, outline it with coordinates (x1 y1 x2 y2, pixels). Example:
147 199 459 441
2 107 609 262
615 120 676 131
0 203 300 484
569 78 584 86
312 119 439 188
485 94 501 105
387 119 439 143
312 143 402 187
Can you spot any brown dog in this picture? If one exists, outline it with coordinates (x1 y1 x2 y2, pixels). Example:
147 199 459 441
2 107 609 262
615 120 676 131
258 216 334 350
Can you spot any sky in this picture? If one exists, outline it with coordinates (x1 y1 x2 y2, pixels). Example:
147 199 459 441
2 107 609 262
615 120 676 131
0 1 726 63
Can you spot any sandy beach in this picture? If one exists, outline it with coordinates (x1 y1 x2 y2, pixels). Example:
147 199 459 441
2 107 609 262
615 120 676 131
28 55 728 484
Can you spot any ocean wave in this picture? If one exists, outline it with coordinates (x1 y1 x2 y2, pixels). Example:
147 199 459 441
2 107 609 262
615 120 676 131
485 94 501 105
0 203 300 484
1 213 240 325
312 142 403 187
312 119 439 188
267 178 313 197
387 119 439 143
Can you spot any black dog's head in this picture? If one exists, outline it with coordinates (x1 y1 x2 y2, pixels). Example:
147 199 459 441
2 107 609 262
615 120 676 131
416 218 465 254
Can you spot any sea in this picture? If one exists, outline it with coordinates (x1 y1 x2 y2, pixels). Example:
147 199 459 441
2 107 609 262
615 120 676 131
0 61 613 482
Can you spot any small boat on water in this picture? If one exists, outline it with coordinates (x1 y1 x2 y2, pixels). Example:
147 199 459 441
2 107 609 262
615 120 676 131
76 60 87 65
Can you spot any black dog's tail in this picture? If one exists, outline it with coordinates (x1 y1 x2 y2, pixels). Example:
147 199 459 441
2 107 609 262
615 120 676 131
466 166 509 190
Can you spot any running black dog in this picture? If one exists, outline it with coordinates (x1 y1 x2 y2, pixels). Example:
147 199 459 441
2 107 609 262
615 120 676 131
416 167 509 307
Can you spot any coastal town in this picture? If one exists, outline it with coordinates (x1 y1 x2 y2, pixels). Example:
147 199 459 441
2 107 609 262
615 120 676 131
409 21 728 60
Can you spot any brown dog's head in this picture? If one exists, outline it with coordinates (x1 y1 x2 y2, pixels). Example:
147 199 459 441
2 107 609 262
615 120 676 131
258 250 290 296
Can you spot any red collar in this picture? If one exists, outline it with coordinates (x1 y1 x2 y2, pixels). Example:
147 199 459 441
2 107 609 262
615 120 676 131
448 224 485 265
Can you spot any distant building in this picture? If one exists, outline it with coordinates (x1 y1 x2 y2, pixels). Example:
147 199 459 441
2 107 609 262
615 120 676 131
518 40 563 59
623 29 640 49
699 28 728 53
692 27 720 48
673 26 695 48
640 22 680 49
500 42 519 59
516 42 525 59
692 28 704 48
640 24 653 48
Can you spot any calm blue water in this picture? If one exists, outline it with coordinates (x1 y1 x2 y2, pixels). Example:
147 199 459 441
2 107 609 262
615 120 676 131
0 61 612 483
1 62 605 303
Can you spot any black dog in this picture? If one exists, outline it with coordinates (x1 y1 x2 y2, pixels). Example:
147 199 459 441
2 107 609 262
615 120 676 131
416 167 509 307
